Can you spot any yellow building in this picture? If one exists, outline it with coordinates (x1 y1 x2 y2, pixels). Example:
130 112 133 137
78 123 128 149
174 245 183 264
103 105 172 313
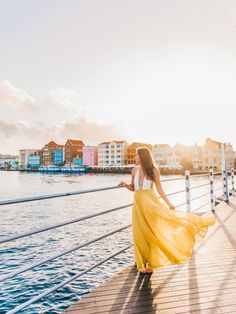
202 137 235 171
126 142 153 165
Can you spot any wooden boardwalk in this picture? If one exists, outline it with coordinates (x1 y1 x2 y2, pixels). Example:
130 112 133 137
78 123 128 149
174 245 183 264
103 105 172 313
63 196 236 314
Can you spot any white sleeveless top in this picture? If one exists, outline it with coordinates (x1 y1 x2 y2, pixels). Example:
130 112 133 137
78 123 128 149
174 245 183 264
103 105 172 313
134 166 153 190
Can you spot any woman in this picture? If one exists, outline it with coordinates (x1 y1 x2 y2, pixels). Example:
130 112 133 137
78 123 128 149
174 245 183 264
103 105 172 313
118 147 216 274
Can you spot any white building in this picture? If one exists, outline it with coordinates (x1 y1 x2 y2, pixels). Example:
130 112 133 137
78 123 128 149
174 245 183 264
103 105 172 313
152 144 172 166
166 153 182 168
19 149 39 169
98 141 128 166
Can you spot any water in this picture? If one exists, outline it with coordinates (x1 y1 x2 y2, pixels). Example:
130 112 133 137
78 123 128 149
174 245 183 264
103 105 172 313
0 171 220 313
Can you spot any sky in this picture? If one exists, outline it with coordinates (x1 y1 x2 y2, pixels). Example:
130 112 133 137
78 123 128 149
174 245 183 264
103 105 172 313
0 0 236 154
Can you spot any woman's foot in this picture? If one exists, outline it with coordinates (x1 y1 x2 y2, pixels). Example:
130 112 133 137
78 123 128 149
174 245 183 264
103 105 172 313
145 268 153 273
139 267 153 274
145 263 153 273
139 268 147 274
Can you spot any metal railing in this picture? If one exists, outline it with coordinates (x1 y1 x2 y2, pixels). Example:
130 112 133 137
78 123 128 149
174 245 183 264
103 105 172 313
0 167 235 313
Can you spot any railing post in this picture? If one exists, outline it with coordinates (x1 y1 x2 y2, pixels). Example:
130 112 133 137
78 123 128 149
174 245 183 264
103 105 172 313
209 168 215 212
221 142 229 202
222 168 229 202
185 170 191 212
230 167 235 196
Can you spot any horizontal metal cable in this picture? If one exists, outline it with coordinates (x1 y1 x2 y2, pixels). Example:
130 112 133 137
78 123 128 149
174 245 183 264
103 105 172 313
190 172 221 180
189 173 209 178
192 201 211 212
191 191 210 202
160 177 185 182
0 203 132 244
0 224 132 283
0 178 183 206
190 182 210 190
7 244 133 314
0 177 185 206
0 185 123 206
215 186 222 192
175 201 186 208
159 189 186 198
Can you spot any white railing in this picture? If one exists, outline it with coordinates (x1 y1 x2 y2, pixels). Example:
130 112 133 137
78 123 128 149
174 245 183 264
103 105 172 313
0 167 235 313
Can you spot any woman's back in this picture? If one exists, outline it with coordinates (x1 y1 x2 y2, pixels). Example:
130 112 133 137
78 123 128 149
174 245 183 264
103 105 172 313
134 166 153 190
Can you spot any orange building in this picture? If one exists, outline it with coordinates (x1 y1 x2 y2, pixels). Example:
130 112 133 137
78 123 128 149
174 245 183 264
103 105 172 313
64 139 85 164
126 142 153 165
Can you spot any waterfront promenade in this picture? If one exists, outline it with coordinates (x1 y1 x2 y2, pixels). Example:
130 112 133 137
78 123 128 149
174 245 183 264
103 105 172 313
63 196 236 313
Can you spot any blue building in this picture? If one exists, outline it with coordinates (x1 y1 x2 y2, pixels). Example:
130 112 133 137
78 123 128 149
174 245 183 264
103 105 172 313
53 149 64 165
73 157 83 165
28 155 40 168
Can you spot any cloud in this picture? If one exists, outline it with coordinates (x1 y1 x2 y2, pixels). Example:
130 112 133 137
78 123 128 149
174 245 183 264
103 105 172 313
57 117 124 144
0 119 18 137
0 81 124 153
0 79 35 111
49 87 80 113
0 118 48 141
0 116 124 150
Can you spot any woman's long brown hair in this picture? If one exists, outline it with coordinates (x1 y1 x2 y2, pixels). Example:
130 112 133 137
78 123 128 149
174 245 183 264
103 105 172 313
137 147 160 181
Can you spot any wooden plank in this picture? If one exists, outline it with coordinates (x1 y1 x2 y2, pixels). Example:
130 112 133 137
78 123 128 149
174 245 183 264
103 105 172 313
63 196 236 314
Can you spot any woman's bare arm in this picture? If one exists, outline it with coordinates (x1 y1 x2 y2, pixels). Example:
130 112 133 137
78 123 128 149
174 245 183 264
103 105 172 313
154 169 175 210
118 167 136 191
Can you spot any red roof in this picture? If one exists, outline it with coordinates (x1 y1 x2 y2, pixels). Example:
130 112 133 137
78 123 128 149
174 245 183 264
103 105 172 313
67 139 85 146
45 141 64 148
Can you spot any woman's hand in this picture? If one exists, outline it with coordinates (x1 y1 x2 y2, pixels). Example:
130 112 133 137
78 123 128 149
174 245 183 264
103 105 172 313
168 203 175 210
118 181 128 188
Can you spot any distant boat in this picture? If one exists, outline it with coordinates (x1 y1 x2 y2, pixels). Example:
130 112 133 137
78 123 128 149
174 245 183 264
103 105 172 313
61 165 86 173
38 165 61 173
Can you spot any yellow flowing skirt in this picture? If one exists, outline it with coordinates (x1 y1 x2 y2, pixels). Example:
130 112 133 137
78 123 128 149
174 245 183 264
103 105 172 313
132 188 216 272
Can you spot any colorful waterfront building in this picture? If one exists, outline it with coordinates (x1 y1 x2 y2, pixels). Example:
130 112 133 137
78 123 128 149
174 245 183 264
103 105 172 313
82 146 98 166
126 142 153 165
41 141 64 166
166 153 182 169
202 137 235 171
98 140 128 166
172 143 196 170
28 150 41 169
53 149 64 166
73 157 83 165
152 144 172 166
19 149 39 170
64 139 85 164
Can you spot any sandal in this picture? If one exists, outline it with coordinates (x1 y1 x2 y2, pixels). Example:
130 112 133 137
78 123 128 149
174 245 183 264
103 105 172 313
145 269 153 274
139 268 153 274
139 270 147 274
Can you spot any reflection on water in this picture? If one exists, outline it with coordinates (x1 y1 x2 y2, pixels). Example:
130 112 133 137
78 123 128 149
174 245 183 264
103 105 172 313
0 171 218 313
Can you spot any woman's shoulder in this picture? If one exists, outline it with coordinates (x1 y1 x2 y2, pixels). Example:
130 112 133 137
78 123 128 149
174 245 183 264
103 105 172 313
131 166 139 175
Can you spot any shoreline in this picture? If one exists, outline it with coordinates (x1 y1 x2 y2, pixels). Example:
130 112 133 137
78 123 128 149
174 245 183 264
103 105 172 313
0 168 209 176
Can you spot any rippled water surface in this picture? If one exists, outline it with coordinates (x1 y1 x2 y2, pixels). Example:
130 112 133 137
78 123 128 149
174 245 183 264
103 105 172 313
0 171 219 313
